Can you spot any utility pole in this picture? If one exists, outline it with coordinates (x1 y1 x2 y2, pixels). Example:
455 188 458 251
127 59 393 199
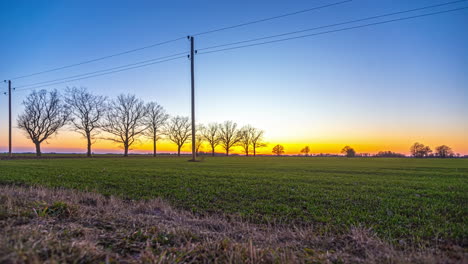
8 80 12 157
190 36 196 161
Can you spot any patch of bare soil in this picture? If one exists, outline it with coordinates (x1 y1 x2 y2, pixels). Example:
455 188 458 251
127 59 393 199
0 185 465 263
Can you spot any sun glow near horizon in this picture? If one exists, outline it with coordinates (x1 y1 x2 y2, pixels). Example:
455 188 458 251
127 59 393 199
6 128 468 156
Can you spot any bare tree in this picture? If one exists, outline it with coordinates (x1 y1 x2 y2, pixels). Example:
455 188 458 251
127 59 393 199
65 87 107 157
218 121 240 156
101 94 147 157
435 145 454 158
164 116 191 156
300 146 310 156
201 123 220 156
238 125 255 156
375 151 405 157
195 133 204 156
272 144 285 156
17 89 70 157
410 142 432 158
143 102 169 157
250 128 266 156
341 146 356 157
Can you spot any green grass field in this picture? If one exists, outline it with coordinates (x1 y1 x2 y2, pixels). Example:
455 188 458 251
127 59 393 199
0 157 466 247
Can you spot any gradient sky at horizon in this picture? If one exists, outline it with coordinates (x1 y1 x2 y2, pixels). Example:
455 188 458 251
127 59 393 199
0 0 467 155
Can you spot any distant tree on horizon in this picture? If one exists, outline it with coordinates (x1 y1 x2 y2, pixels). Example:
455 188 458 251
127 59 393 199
375 151 405 158
218 121 241 156
164 116 191 157
410 142 432 158
435 145 454 158
142 102 169 157
65 87 107 158
341 146 356 158
17 89 70 157
272 144 285 156
300 146 310 156
201 123 221 157
101 94 147 157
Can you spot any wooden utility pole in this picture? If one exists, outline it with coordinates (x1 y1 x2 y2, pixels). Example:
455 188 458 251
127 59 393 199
190 36 196 161
8 80 12 157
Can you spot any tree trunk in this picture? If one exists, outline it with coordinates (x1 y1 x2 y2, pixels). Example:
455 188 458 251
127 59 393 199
153 139 156 157
86 134 92 157
124 144 129 157
211 146 215 157
35 142 41 157
226 149 229 156
177 146 181 157
253 147 256 156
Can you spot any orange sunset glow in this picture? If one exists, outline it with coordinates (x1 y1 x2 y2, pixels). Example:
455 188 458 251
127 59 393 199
8 128 468 156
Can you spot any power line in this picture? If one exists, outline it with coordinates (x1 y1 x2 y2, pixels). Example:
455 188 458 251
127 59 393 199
197 6 468 55
14 51 188 89
5 3 467 85
198 0 468 52
9 1 352 81
192 0 353 36
10 36 187 80
14 55 187 92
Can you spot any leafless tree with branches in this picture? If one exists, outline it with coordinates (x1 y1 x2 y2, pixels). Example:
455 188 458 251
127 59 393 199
101 94 147 157
164 116 191 156
65 87 107 157
250 127 267 156
17 89 70 156
435 145 454 158
218 121 240 156
238 125 255 156
341 146 356 157
300 146 310 156
195 134 204 156
272 144 285 156
201 123 220 157
410 142 432 158
143 102 169 157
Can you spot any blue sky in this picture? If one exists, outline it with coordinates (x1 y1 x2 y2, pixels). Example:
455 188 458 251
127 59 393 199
0 0 467 154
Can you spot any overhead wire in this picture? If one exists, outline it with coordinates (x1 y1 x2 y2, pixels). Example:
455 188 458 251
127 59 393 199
9 0 352 81
14 51 188 89
8 1 467 92
197 0 468 52
192 0 353 36
10 37 187 80
14 55 187 92
196 6 468 55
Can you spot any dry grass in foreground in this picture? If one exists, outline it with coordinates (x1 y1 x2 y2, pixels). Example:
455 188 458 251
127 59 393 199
0 185 465 264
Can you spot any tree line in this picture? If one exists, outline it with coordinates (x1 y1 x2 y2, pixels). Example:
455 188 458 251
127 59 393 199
337 144 456 158
338 144 457 158
409 142 456 158
270 144 458 158
16 88 268 157
15 88 461 158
